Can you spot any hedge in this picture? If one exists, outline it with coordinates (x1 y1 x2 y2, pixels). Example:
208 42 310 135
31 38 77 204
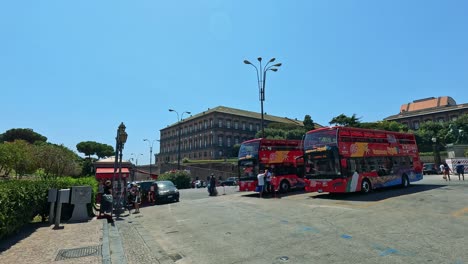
0 176 97 240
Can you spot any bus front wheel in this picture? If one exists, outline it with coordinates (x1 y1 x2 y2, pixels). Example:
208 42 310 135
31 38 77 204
279 180 290 193
361 179 371 193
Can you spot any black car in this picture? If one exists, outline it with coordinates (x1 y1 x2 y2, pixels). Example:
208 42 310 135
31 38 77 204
423 163 440 175
156 180 180 203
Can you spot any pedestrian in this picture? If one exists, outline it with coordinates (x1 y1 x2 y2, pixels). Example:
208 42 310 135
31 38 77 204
455 161 465 181
209 173 217 196
440 163 446 180
443 162 451 181
265 168 272 195
130 183 141 213
100 180 113 223
257 170 266 198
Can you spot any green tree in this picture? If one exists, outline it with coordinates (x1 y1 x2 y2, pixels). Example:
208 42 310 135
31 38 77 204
303 115 315 131
95 144 115 158
34 143 81 178
1 128 47 144
6 140 36 178
76 141 114 159
329 114 361 127
76 141 97 158
231 144 241 158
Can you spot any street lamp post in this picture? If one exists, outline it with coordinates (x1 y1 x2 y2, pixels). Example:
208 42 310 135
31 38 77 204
169 109 191 170
244 57 282 138
432 137 441 165
112 122 128 219
144 139 157 178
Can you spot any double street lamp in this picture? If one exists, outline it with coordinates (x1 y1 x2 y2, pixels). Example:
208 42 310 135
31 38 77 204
112 122 128 219
143 139 157 178
244 57 282 138
169 109 191 170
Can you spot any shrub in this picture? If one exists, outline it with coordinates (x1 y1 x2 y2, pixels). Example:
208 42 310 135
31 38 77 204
0 176 97 240
158 170 191 189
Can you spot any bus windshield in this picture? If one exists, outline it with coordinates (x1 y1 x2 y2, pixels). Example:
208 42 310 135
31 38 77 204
238 159 257 181
304 148 341 178
238 141 260 159
304 129 338 150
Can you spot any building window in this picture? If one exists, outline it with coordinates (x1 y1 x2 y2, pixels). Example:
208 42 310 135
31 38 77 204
438 117 445 123
218 136 223 146
227 120 231 128
413 121 420 129
210 119 213 128
227 137 231 147
219 150 223 158
451 115 458 121
204 120 208 129
234 121 238 129
199 138 202 148
256 124 260 131
199 122 202 130
249 124 253 131
189 126 193 133
235 137 239 145
242 122 246 130
219 119 223 128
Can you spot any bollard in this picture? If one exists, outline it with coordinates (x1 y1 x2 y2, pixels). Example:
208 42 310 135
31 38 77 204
54 189 70 230
47 188 57 224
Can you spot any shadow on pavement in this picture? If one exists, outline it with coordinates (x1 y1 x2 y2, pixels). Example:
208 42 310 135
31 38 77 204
241 189 307 199
0 222 49 253
310 184 446 202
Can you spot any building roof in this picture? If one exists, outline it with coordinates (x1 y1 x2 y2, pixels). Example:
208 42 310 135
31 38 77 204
399 96 456 113
385 103 468 121
163 106 316 129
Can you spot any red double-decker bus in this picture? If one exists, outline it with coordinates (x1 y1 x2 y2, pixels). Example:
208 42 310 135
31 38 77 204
238 138 304 193
303 127 423 193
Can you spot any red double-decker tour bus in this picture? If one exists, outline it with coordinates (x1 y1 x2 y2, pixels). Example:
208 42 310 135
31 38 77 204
303 126 423 193
238 138 304 193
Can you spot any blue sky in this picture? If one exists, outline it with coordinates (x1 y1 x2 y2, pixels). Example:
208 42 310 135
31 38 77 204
1 0 467 164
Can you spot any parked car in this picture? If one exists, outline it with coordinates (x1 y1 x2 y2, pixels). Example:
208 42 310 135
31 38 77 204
220 177 238 186
156 180 180 203
423 163 440 175
191 180 206 188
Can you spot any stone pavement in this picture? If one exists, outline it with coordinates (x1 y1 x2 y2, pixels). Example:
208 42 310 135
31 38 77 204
0 218 103 264
0 213 174 264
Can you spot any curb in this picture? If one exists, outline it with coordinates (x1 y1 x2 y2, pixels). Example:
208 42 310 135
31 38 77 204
101 219 111 264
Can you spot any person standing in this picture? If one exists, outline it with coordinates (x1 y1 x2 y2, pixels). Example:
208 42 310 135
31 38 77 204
130 183 141 214
455 161 465 181
209 173 217 196
257 170 266 198
100 180 113 223
265 168 272 195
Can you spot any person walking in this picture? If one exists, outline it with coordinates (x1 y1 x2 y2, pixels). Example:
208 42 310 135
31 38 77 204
455 161 465 181
443 162 451 181
265 168 272 195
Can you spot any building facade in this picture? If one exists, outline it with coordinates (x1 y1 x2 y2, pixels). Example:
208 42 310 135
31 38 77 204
157 106 305 164
384 96 468 130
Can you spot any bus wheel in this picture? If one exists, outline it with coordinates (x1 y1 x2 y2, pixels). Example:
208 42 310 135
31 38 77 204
402 175 410 188
280 180 290 193
361 179 371 193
